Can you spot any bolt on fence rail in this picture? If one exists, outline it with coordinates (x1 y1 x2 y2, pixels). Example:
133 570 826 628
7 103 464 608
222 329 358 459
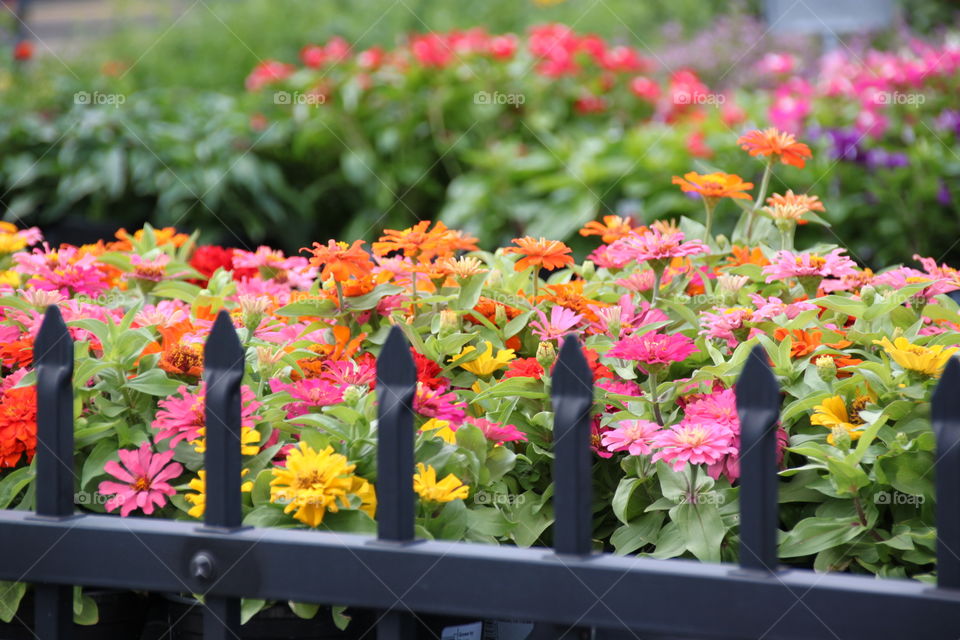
2 306 959 638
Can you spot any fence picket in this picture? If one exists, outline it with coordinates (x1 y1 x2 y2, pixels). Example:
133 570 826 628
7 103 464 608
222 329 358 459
199 310 246 638
735 344 781 572
376 326 418 639
34 306 75 639
933 356 960 588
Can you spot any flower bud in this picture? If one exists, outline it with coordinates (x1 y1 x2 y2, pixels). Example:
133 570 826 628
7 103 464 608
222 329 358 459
815 355 837 381
859 285 877 305
494 303 507 327
485 268 503 289
439 309 459 337
239 294 271 331
830 426 851 450
580 260 595 279
342 385 364 405
536 341 557 369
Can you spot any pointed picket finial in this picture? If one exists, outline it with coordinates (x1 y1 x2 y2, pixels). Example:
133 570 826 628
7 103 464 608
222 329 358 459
377 325 417 389
35 305 73 377
552 335 594 556
204 309 245 375
35 305 74 518
377 325 417 543
202 310 245 530
735 344 781 572
933 356 960 588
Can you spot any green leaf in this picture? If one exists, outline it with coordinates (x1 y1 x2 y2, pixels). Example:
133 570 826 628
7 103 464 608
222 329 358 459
779 516 867 558
72 587 98 625
151 280 203 303
0 468 34 510
611 512 665 555
125 369 185 396
275 298 339 318
671 501 725 562
346 284 404 311
241 599 267 624
81 439 118 488
0 582 26 623
612 477 647 525
454 273 487 311
288 601 320 620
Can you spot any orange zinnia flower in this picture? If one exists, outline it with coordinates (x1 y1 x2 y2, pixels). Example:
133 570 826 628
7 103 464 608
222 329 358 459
726 246 770 267
579 215 642 244
304 240 374 282
773 328 852 359
110 227 190 251
504 237 574 272
372 221 477 262
0 386 37 468
765 190 825 226
671 172 753 202
737 128 812 168
141 320 205 377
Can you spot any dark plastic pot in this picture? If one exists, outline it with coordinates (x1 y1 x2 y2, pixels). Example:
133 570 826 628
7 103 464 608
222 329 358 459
0 589 149 639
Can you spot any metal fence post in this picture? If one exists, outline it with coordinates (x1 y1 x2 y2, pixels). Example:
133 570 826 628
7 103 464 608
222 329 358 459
34 305 75 639
735 344 781 573
375 326 418 639
537 335 594 640
199 310 245 638
933 357 960 588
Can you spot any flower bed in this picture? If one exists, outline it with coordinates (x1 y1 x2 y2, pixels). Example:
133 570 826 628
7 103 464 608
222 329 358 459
0 129 958 623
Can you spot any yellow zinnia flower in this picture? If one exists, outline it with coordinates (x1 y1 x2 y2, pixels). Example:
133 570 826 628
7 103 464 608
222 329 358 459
190 426 261 455
420 418 457 444
184 469 254 519
413 463 469 503
873 336 958 376
0 270 19 287
270 443 370 527
811 395 869 444
452 341 515 377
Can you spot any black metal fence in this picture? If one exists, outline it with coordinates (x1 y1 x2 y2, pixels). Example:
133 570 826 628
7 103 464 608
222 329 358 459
2 305 960 638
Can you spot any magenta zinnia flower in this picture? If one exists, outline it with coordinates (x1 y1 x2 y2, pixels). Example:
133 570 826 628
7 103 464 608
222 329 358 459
530 306 583 341
153 383 262 446
650 421 737 471
413 383 467 425
698 307 754 349
270 378 345 418
683 389 739 433
607 332 698 370
607 229 708 265
320 359 377 388
762 248 858 282
98 443 183 517
601 420 661 455
13 243 109 297
470 418 528 444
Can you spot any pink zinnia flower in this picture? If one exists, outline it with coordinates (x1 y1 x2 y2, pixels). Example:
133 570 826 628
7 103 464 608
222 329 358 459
749 294 817 321
683 389 739 433
153 383 262 446
589 294 668 338
615 270 656 293
530 306 583 341
601 420 660 456
98 443 183 517
651 421 737 471
232 247 316 289
607 332 698 371
762 249 858 282
699 307 754 349
413 383 467 425
270 378 345 418
470 418 528 444
126 254 172 282
320 359 377 388
607 229 708 265
14 244 109 297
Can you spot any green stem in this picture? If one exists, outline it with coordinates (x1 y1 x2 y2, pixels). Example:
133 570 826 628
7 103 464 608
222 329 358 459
746 157 774 242
648 371 663 426
702 197 715 243
650 268 662 308
532 269 539 302
334 280 345 311
779 222 795 252
410 271 418 318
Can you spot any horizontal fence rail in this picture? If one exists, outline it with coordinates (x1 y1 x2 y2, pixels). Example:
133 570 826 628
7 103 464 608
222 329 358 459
1 305 958 639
